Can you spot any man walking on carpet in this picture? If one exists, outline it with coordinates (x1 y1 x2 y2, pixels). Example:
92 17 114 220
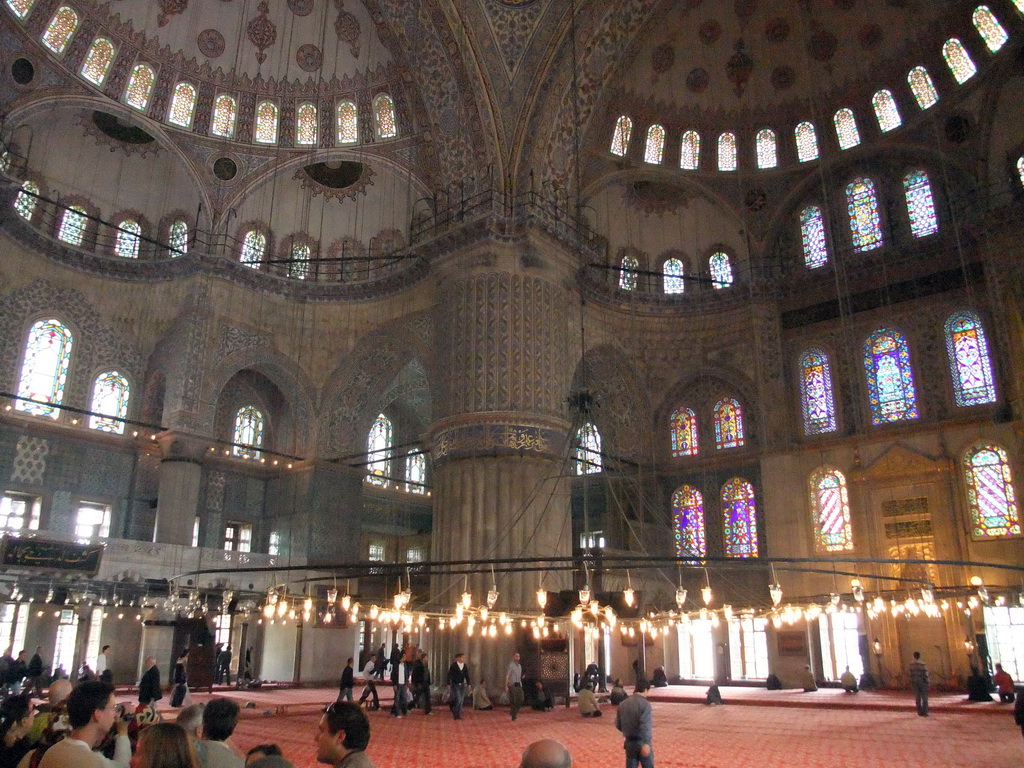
506 652 524 721
615 680 654 768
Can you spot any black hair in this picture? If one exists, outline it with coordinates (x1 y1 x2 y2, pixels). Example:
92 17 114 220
246 744 283 758
635 680 651 694
66 681 115 729
325 701 370 751
0 694 31 741
202 697 240 741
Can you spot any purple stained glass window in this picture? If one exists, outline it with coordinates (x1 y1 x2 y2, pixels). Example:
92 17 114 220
673 485 705 560
846 177 883 252
800 348 837 435
714 398 745 449
945 311 996 406
810 468 853 552
722 478 758 558
800 206 828 269
670 407 698 457
964 444 1020 538
864 328 919 424
903 170 938 238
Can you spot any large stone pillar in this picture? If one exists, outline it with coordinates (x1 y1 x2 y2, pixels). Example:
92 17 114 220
153 432 205 546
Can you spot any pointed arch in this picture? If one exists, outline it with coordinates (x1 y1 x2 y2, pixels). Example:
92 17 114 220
611 115 632 156
373 93 398 139
233 405 265 459
17 319 73 419
167 82 197 128
575 422 602 474
41 6 78 55
644 124 665 164
80 37 115 86
337 100 359 144
864 328 918 424
680 130 700 169
963 444 1020 538
89 371 130 434
944 310 996 406
833 109 860 150
718 132 737 171
795 121 819 162
714 397 745 449
366 413 393 484
722 478 758 557
809 468 854 552
211 94 238 138
296 103 318 146
756 129 777 169
800 347 837 435
872 90 902 132
670 406 698 457
673 485 705 560
254 101 279 144
124 63 155 111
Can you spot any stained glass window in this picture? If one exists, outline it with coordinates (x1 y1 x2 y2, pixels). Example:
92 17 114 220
168 220 188 257
903 170 938 238
610 115 632 156
846 177 883 251
42 6 78 55
795 122 819 162
718 132 736 171
240 230 265 268
810 468 854 552
1018 156 1024 187
337 101 358 144
973 6 1008 52
6 0 35 20
644 124 665 164
373 93 397 139
232 406 264 459
17 319 72 418
800 347 837 435
167 82 197 128
864 328 919 424
681 131 700 170
710 252 733 289
367 414 392 484
945 310 996 406
908 66 939 110
575 422 602 475
124 64 155 111
670 407 698 457
963 444 1020 538
673 485 705 560
290 243 311 280
833 109 860 150
296 103 317 146
722 478 758 558
663 257 684 294
89 371 129 434
80 38 115 86
254 101 278 144
756 129 777 169
58 206 87 246
406 452 426 494
211 94 237 138
714 397 745 449
943 38 977 84
800 206 829 269
872 90 901 132
114 219 141 258
619 255 638 291
15 181 38 221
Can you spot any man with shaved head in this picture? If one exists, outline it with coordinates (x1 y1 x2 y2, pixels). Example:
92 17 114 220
520 739 571 768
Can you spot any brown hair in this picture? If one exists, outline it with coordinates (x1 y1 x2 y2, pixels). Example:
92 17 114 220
135 723 199 768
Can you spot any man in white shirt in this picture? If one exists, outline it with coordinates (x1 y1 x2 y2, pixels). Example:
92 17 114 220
96 645 112 683
38 681 130 768
201 697 245 768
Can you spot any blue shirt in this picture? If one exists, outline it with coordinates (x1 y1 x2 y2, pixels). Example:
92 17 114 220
615 693 652 744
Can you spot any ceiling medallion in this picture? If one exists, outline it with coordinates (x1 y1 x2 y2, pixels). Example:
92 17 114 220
296 44 323 72
725 40 753 97
334 1 361 57
197 29 226 59
698 20 722 46
651 43 675 75
247 1 278 65
157 0 188 27
288 0 315 16
686 67 710 94
770 65 795 90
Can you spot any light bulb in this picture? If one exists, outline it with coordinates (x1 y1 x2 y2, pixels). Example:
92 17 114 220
623 587 635 607
461 591 472 609
536 589 547 609
277 601 287 618
701 585 713 606
675 588 687 609
487 588 499 609
921 584 934 604
327 588 338 604
579 585 591 605
769 583 783 606
341 595 351 612
304 597 313 613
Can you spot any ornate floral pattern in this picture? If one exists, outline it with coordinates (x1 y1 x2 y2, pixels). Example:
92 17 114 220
247 1 278 65
288 0 315 16
296 43 323 72
157 0 188 28
197 29 225 58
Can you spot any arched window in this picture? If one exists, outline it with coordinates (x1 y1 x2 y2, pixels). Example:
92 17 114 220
167 82 197 128
6 0 36 20
670 407 698 457
680 130 700 170
663 257 685 294
963 444 1020 538
611 116 632 156
644 124 665 164
795 121 819 162
232 406 265 459
168 219 188 257
575 423 602 475
722 478 758 558
296 103 317 146
619 255 638 291
864 328 919 424
41 6 78 55
124 64 155 111
211 94 237 138
58 206 87 246
337 101 358 144
709 251 733 289
943 38 977 84
714 397 745 449
114 219 141 258
80 38 115 86
833 109 860 150
373 93 398 139
240 230 266 269
718 132 736 171
756 129 777 169
872 90 901 132
366 413 393 485
406 452 426 494
908 66 939 109
254 101 279 144
973 6 1008 52
800 206 829 269
15 181 39 221
89 371 129 434
1018 156 1024 187
16 319 72 418
945 310 996 406
903 170 938 238
800 347 837 435
673 485 705 560
846 177 883 251
809 468 854 552
289 243 311 280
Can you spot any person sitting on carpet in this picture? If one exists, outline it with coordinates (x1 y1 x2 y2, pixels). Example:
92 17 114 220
577 682 602 718
651 667 668 688
840 667 859 693
472 679 493 711
798 665 817 692
966 666 993 702
609 679 628 706
531 681 553 711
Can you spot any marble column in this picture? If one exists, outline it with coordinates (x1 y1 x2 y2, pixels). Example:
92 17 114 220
153 432 206 546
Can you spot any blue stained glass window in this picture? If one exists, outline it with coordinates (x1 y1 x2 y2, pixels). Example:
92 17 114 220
663 258 684 294
903 170 938 238
800 206 828 269
240 231 265 268
963 444 1020 538
714 397 745 449
673 485 705 560
710 252 733 289
575 422 602 474
722 478 758 558
644 125 665 164
872 90 902 132
611 116 632 156
58 206 88 246
17 319 72 419
800 347 837 435
795 122 819 162
233 406 264 459
367 413 393 485
670 407 698 457
864 328 919 424
810 468 854 552
89 371 129 434
945 310 996 407
833 109 860 150
846 177 883 251
620 255 638 291
115 220 141 258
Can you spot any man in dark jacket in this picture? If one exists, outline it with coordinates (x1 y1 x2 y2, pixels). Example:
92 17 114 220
410 651 431 714
26 646 45 695
138 656 162 705
338 658 355 702
446 653 470 720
